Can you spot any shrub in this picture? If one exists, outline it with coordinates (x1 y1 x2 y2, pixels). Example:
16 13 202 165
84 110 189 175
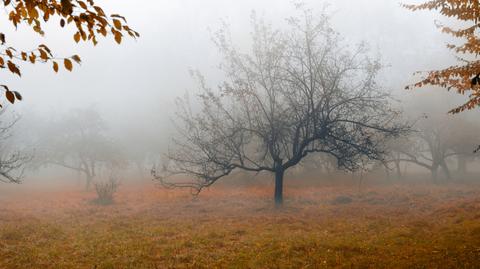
93 177 120 205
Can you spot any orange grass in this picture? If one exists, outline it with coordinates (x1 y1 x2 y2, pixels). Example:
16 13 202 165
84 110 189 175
0 182 480 268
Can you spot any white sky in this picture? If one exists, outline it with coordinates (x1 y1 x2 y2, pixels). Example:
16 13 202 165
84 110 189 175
2 0 475 147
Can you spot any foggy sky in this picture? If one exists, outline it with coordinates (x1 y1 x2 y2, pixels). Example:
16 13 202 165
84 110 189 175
2 0 477 150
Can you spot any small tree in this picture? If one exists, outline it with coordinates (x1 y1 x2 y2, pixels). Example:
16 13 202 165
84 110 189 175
93 176 120 205
153 7 408 206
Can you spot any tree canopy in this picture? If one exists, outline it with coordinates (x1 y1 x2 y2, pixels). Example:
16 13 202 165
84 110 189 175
153 8 408 206
405 0 480 113
0 0 138 105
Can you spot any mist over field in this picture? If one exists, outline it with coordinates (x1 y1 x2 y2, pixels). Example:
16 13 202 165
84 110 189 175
1 0 480 268
4 0 472 147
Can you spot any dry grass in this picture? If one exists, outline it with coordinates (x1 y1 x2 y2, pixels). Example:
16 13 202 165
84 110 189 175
0 181 480 268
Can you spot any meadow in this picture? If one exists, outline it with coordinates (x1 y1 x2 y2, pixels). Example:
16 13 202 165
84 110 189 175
1 180 480 269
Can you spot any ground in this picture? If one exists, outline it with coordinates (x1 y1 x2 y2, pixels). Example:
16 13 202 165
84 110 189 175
1 180 480 268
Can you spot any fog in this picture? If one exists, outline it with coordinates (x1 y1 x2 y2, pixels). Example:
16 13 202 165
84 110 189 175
2 1 480 267
0 0 476 184
0 0 476 186
2 2 464 114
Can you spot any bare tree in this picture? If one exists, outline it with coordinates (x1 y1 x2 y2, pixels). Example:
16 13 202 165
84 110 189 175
35 107 126 190
153 7 408 206
394 117 459 182
446 120 480 177
0 110 31 183
384 137 413 180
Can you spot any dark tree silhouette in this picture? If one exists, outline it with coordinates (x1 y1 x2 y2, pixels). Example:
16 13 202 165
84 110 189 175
153 7 408 206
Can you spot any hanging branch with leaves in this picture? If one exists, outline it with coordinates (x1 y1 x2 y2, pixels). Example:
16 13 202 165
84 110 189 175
0 0 139 105
404 0 480 113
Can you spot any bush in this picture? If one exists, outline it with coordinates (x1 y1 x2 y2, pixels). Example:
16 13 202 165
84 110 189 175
93 177 120 205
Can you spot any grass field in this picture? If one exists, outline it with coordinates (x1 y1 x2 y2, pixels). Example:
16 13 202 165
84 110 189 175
1 181 480 268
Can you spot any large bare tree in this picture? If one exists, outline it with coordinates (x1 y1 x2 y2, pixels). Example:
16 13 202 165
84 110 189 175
153 7 408 206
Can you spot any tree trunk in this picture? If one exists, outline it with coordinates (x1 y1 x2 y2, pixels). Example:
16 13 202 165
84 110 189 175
85 174 94 191
431 166 438 183
274 168 284 207
384 165 391 181
394 160 402 180
440 161 451 181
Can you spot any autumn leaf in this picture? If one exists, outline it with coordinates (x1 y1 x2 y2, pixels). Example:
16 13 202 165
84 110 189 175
114 31 122 44
13 91 22 101
0 0 138 105
74 32 81 43
53 61 59 73
39 49 48 61
60 0 73 15
64 58 73 71
39 44 52 55
29 53 36 64
111 14 127 23
78 1 88 9
406 0 480 113
71 55 81 64
5 91 15 104
6 49 13 59
113 19 122 30
7 61 20 76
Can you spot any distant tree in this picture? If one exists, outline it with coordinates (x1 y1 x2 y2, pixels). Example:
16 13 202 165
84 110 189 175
384 137 414 180
119 130 164 179
405 0 480 113
300 153 338 177
153 7 408 206
398 123 454 182
35 107 126 190
0 0 139 105
0 110 30 183
393 116 480 182
444 119 480 176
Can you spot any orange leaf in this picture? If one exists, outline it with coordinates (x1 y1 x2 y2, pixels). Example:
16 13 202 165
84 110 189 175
64 58 73 71
5 91 14 104
112 19 122 30
114 31 122 44
53 61 59 73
